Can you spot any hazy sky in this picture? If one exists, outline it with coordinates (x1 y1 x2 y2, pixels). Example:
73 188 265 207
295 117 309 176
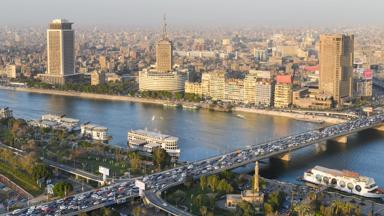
1 0 383 27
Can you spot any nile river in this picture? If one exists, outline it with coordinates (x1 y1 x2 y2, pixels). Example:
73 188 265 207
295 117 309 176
0 89 383 185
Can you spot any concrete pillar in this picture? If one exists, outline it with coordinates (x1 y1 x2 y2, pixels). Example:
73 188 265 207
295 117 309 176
315 142 327 153
272 152 291 161
374 125 384 132
333 136 348 144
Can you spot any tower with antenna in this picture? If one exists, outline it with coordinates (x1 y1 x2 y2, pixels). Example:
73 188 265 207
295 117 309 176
156 14 173 72
162 14 168 39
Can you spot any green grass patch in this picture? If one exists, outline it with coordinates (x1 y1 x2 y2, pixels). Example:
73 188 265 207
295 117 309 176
71 156 129 177
0 162 43 196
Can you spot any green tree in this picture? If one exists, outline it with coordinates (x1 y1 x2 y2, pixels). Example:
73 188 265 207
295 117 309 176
264 203 274 215
217 179 234 194
183 175 194 189
152 147 171 170
53 181 73 197
207 175 219 192
200 175 207 191
172 190 186 205
193 194 208 210
237 201 256 216
32 164 52 181
100 207 116 216
128 151 141 172
267 191 286 211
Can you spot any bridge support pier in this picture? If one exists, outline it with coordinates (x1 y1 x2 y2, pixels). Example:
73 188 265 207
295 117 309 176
333 135 348 144
374 125 384 132
272 152 291 161
315 142 327 153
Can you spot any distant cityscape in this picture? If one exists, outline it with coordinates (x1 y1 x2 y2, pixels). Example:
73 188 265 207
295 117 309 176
0 18 381 113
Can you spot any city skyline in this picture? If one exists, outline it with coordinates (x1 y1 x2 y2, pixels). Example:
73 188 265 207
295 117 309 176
1 0 384 27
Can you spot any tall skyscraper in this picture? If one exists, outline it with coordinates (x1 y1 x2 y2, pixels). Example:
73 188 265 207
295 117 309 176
319 34 354 105
47 19 75 77
139 16 186 93
156 15 173 73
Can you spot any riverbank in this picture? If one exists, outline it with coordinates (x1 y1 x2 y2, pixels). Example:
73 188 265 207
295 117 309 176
233 107 347 124
1 86 345 124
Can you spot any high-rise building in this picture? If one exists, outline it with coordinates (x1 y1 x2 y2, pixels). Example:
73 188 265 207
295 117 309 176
139 16 186 93
274 75 293 108
319 34 354 105
201 73 211 97
41 19 76 84
156 16 173 73
208 71 226 100
255 81 273 107
99 56 108 70
185 81 203 96
0 65 18 78
91 71 106 86
47 19 75 76
224 79 244 102
243 72 258 104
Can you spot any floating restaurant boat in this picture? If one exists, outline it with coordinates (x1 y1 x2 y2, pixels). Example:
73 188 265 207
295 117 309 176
182 104 200 110
303 166 384 198
127 129 180 160
163 102 181 108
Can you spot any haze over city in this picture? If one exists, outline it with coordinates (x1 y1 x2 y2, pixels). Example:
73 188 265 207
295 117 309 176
1 0 384 216
1 0 384 26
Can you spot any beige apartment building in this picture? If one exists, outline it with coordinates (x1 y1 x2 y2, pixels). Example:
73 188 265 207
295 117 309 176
0 65 18 78
91 71 106 86
274 75 293 108
201 72 211 97
243 72 258 104
319 34 354 105
208 71 226 100
255 81 273 106
292 88 332 110
198 70 274 105
225 79 244 102
185 81 203 96
99 56 108 70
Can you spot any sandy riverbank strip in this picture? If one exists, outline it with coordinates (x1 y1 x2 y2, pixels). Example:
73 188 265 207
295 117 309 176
233 107 346 124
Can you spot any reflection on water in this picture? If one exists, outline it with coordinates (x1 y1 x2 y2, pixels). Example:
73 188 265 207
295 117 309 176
0 90 383 185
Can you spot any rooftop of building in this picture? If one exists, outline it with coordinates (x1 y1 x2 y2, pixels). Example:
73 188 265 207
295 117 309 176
51 19 71 24
81 123 108 131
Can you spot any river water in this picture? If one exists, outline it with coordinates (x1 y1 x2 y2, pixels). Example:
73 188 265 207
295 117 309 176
0 89 383 186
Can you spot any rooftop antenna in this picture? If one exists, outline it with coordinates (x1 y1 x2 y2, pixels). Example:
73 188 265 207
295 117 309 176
162 14 167 39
